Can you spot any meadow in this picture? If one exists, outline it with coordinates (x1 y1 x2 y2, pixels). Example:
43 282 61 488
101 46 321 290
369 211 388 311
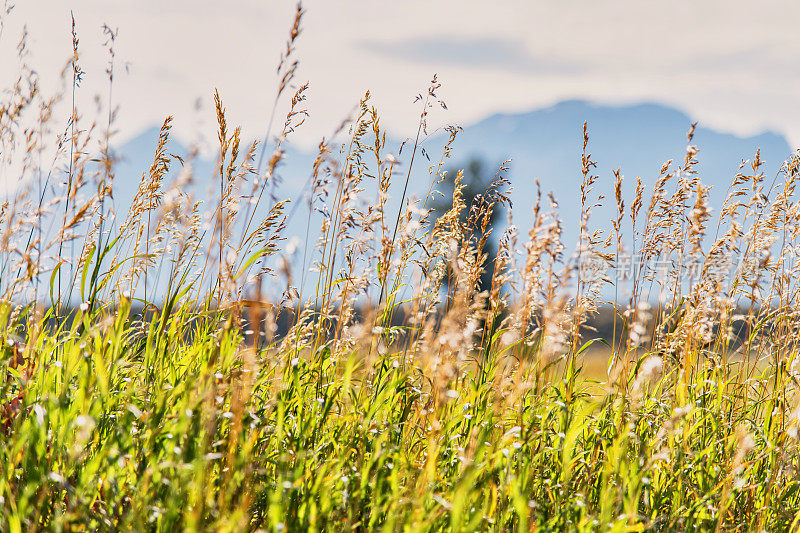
1 5 800 531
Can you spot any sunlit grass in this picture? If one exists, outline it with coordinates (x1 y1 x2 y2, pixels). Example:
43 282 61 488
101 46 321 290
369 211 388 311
1 3 800 531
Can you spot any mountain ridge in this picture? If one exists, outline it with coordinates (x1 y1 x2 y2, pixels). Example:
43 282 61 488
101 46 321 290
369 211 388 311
113 100 794 269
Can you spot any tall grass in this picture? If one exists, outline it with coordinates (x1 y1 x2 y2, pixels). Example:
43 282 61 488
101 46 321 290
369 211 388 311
1 4 800 531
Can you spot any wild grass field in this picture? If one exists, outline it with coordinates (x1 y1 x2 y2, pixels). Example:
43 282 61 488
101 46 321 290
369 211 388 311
2 5 800 532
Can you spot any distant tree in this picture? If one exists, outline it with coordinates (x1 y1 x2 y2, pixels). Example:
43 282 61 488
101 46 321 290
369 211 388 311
429 158 508 295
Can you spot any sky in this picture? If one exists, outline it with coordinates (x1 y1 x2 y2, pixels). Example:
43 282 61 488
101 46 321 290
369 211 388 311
2 0 800 150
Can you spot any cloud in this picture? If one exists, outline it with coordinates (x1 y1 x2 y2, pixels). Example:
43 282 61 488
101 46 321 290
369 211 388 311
679 45 795 77
361 36 585 75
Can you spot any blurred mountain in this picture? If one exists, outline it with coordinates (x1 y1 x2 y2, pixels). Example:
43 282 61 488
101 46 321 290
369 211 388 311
111 100 793 293
425 100 791 247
